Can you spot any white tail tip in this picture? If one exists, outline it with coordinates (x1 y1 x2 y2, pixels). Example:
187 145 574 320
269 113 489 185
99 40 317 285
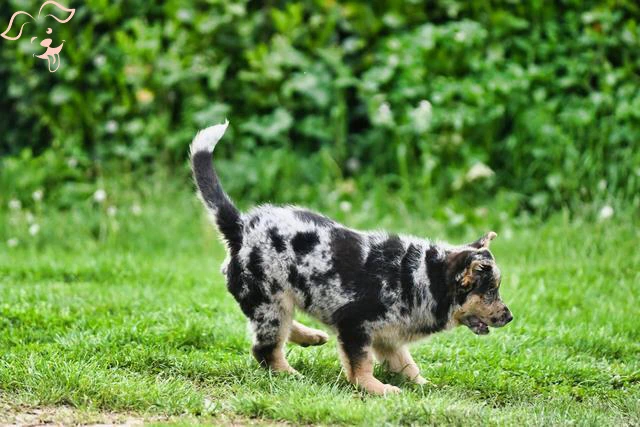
190 119 229 155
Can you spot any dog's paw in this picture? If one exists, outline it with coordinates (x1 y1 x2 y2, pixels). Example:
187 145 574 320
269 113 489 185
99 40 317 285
354 378 401 395
382 384 402 395
300 330 329 347
287 367 303 377
272 364 301 376
310 330 329 346
413 375 428 385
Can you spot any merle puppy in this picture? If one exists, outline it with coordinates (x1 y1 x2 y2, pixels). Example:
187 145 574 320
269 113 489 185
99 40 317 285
191 121 513 395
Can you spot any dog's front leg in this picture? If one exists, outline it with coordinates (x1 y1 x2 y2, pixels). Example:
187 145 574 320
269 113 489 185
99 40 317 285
338 342 401 395
373 344 427 385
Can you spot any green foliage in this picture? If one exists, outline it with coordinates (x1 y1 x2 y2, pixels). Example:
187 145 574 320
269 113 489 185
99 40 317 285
1 0 640 214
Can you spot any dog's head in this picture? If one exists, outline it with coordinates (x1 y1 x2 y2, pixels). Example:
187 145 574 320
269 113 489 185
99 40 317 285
447 231 512 335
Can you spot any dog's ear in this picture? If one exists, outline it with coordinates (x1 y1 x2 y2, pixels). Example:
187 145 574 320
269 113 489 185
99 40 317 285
448 249 493 288
468 231 497 249
447 250 476 288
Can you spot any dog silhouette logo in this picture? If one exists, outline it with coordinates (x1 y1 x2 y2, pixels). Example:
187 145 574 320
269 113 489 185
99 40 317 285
1 1 75 72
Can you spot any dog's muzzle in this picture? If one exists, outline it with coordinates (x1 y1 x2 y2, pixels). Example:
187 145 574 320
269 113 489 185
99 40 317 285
461 315 490 335
462 310 513 335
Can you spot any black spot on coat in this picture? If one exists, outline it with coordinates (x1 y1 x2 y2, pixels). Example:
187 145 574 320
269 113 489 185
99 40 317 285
331 234 410 361
268 227 286 253
330 227 364 287
226 255 269 319
248 247 265 281
288 264 311 308
400 244 421 307
363 235 404 289
424 246 452 331
291 231 320 256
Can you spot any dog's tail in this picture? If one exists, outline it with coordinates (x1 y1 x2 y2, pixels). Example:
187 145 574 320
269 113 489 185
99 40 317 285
190 120 243 253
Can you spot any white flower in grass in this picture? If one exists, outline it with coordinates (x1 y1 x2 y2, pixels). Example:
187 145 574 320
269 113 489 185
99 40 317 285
67 157 78 168
28 224 40 236
409 100 433 133
131 203 142 216
25 212 35 224
93 54 107 68
32 189 44 202
466 163 494 182
107 206 117 217
7 238 19 248
105 120 119 134
203 397 216 414
177 9 193 22
450 133 463 146
373 102 394 126
339 201 352 213
8 199 21 210
93 189 107 203
598 205 614 221
346 158 361 173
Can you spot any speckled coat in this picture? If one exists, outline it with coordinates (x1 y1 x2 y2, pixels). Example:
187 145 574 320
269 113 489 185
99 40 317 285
190 121 513 395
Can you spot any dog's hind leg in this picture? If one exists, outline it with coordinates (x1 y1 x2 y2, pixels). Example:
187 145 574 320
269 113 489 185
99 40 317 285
373 344 427 385
249 295 298 374
289 321 329 347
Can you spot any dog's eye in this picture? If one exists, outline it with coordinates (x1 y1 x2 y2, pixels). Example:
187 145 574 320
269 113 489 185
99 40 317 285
479 263 492 272
482 288 496 299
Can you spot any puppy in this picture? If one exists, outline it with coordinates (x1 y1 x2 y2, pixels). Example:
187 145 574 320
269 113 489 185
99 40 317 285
190 121 513 395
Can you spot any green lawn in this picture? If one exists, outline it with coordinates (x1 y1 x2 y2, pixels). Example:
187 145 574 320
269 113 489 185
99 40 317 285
0 190 638 425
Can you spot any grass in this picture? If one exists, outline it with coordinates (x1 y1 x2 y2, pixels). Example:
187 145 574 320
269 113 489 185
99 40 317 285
0 182 639 426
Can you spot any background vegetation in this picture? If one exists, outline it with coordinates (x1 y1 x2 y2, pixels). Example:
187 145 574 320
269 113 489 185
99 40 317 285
1 0 639 222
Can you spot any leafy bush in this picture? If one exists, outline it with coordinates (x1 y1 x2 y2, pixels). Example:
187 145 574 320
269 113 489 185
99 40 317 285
1 0 639 215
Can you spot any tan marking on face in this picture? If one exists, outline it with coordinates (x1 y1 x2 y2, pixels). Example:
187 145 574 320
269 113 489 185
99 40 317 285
462 260 488 287
455 294 507 324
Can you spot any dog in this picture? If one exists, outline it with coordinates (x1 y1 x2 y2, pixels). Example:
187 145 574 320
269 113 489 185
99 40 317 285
190 121 513 395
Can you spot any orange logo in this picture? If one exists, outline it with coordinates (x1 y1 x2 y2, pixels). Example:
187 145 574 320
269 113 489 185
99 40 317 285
1 1 75 72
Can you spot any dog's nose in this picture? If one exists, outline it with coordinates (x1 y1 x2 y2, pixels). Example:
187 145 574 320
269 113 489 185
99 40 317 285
503 311 513 324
